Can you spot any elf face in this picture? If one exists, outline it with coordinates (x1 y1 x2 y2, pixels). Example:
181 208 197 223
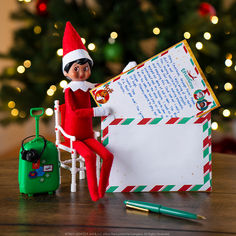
64 62 91 81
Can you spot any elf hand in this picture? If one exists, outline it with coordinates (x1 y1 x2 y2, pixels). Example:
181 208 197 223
93 107 112 117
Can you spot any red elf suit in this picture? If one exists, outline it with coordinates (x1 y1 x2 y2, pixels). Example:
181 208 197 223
63 81 113 201
62 22 113 201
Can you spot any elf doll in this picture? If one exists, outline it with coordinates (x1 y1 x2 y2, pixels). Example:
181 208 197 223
62 21 113 201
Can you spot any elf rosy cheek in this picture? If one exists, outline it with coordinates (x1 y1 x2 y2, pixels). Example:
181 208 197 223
79 71 90 80
80 67 91 80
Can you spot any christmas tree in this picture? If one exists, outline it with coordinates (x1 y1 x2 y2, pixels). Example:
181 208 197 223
0 0 235 129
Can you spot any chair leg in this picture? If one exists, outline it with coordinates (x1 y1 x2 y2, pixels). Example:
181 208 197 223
96 155 101 184
71 153 77 192
79 159 86 180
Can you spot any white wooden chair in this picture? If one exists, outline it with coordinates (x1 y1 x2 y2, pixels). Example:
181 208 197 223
54 100 100 192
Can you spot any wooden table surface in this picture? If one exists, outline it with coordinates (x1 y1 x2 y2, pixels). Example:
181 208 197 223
0 152 236 236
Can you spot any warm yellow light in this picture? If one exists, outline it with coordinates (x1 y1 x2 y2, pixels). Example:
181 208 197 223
214 85 219 90
18 0 24 2
211 122 218 130
50 85 57 92
19 111 26 118
8 101 16 109
11 109 19 117
226 53 232 60
60 80 68 88
24 60 31 68
196 42 203 50
224 82 233 91
57 48 63 56
211 16 219 24
223 109 231 117
235 65 236 71
81 38 86 44
24 0 32 2
204 32 211 40
16 87 22 92
153 27 160 35
225 59 232 67
17 65 25 74
34 26 42 34
88 43 96 51
110 32 118 39
183 32 191 39
47 89 54 96
45 108 53 116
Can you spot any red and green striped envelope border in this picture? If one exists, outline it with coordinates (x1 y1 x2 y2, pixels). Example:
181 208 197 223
102 113 212 193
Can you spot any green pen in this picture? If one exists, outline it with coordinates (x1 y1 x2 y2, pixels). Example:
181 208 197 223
124 200 206 220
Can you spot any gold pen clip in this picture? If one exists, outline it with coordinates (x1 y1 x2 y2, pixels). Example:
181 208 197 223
126 204 149 212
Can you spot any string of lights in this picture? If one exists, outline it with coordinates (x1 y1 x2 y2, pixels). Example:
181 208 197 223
1 0 235 131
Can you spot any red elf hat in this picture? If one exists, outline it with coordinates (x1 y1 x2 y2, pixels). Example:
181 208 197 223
62 21 93 71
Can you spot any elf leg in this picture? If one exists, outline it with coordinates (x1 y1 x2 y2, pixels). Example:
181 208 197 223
84 138 114 198
73 140 99 201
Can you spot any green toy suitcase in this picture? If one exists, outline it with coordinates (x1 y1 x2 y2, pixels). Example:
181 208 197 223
18 108 60 196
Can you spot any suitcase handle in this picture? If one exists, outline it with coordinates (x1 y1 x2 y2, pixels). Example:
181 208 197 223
30 108 44 138
30 107 44 118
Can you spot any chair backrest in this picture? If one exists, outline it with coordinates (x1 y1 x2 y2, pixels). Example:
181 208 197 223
54 100 67 145
59 103 66 130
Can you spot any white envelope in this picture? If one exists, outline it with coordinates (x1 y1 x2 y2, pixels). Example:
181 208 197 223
102 114 212 192
90 40 217 193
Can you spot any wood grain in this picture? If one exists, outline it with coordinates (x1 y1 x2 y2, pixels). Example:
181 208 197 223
0 153 236 235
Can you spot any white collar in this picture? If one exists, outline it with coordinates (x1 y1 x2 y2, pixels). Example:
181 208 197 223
63 81 95 92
